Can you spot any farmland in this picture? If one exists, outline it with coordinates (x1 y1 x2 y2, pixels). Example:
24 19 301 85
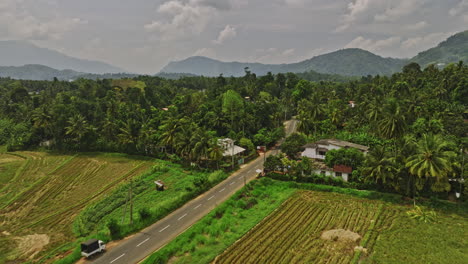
0 151 153 262
0 151 225 264
143 178 467 264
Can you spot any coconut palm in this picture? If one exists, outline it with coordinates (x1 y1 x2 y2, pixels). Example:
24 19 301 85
406 134 457 192
65 114 91 142
362 145 398 185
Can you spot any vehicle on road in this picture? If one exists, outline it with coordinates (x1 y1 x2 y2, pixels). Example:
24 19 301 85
81 239 106 258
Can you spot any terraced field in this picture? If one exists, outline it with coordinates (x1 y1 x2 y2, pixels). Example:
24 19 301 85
0 151 153 262
215 191 398 264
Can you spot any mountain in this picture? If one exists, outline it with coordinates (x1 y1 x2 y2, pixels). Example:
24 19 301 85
0 64 83 80
160 49 406 77
0 40 125 74
0 64 198 81
410 30 468 66
160 49 407 77
161 30 468 77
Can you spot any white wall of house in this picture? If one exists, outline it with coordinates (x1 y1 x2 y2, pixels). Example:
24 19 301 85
312 169 349 182
301 144 341 160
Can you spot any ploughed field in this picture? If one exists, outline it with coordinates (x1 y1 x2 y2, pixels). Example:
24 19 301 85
215 190 395 264
0 151 153 262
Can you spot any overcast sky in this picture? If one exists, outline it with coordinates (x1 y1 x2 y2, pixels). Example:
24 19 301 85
1 0 467 73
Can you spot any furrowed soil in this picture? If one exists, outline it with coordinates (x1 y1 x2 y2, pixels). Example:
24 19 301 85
215 190 396 264
0 151 153 263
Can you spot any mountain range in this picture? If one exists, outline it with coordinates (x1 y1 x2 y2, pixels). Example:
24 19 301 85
161 30 468 77
0 30 466 80
0 40 125 74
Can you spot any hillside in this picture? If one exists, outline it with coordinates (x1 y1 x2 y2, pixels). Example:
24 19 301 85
410 30 468 66
161 30 468 77
0 40 124 74
160 49 407 77
0 64 84 80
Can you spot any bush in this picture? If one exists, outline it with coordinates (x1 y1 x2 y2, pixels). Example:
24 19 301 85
107 218 121 240
139 208 152 220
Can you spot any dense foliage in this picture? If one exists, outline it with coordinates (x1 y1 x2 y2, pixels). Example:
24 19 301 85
0 61 466 198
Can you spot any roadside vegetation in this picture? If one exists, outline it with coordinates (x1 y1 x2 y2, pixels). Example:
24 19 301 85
143 178 467 264
0 150 226 264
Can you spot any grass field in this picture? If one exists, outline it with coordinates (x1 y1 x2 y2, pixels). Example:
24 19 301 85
0 151 225 264
143 178 467 264
0 151 154 263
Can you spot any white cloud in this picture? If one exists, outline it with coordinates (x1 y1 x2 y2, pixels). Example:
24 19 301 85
0 0 85 40
145 0 246 41
449 0 468 16
401 32 453 51
336 0 426 32
406 21 428 31
251 47 298 64
344 36 402 54
193 47 216 57
144 1 215 41
282 48 295 56
213 25 237 44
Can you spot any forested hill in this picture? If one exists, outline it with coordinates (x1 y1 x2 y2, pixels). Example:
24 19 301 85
410 30 468 67
0 64 197 81
161 30 468 77
0 40 124 74
160 48 406 77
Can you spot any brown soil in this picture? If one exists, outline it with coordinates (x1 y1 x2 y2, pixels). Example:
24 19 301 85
320 229 361 243
15 234 50 259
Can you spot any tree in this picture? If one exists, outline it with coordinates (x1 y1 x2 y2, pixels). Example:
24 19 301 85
362 145 398 186
324 148 365 169
65 114 92 143
222 90 244 131
406 134 457 193
281 133 307 158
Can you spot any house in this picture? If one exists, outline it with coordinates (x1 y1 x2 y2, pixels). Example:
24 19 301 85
301 139 369 160
218 138 246 157
302 139 369 182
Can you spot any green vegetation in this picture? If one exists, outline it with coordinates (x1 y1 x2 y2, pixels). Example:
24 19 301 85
143 178 296 264
0 151 225 263
411 30 468 67
143 178 467 264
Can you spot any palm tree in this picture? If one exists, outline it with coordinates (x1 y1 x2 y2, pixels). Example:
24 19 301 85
208 139 224 169
32 107 53 137
159 116 185 153
65 114 91 142
406 134 457 193
377 98 406 140
191 129 215 165
362 145 398 186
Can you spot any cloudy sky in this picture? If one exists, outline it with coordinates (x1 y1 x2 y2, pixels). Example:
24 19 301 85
1 0 467 73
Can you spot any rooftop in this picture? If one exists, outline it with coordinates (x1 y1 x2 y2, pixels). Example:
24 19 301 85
304 139 369 151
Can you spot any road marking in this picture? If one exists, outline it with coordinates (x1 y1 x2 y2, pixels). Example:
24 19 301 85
178 213 187 221
194 204 202 209
207 195 215 201
110 253 125 263
229 181 235 185
219 188 226 192
136 238 149 247
159 225 170 232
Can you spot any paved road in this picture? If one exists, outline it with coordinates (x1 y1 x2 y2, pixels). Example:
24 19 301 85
88 119 298 264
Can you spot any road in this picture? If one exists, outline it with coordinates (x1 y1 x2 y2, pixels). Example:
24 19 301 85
88 119 298 264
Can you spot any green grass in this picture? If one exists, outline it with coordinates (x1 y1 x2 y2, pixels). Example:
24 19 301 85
143 178 467 264
142 178 296 264
362 208 467 264
0 151 225 264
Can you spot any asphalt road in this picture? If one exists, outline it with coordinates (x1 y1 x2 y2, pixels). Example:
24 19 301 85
87 119 298 264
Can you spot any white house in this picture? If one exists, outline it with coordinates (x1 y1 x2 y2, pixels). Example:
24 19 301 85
301 139 369 182
218 138 245 157
301 139 369 160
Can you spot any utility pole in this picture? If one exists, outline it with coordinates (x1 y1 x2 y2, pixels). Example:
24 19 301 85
129 178 133 225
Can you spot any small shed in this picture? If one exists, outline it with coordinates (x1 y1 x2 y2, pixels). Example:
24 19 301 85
154 180 165 191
